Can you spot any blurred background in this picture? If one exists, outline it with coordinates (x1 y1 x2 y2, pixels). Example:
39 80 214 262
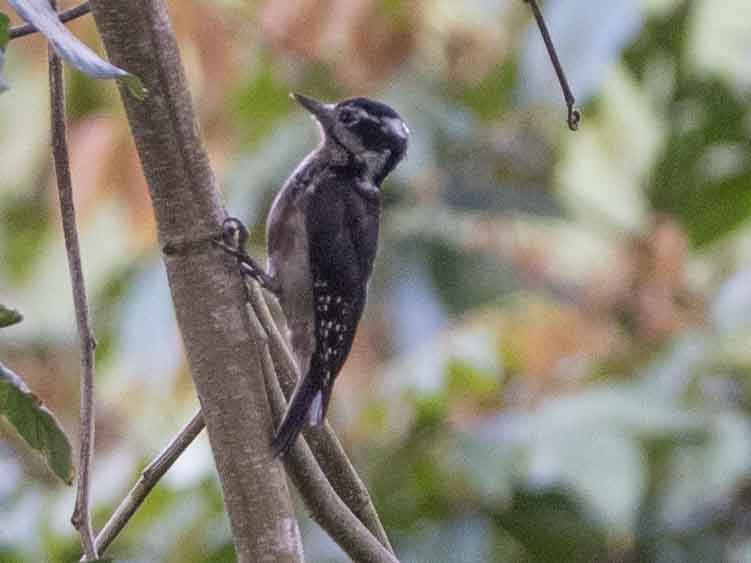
2 0 751 561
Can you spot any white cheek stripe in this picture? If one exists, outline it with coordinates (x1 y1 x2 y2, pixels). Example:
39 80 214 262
382 117 409 140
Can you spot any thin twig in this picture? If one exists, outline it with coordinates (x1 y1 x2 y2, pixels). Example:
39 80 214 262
48 4 97 559
246 283 395 554
257 338 400 563
525 0 581 130
91 411 205 558
10 1 92 40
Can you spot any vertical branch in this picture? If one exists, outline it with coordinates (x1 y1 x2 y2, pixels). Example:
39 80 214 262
87 2 302 561
48 2 98 559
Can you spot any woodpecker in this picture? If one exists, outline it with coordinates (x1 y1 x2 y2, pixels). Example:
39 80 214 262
224 93 409 456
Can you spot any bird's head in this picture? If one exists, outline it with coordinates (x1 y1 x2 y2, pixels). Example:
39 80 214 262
292 93 410 185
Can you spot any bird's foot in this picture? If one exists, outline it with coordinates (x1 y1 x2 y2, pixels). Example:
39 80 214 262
214 217 279 294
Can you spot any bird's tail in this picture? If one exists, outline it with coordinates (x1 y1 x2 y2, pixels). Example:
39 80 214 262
272 373 321 457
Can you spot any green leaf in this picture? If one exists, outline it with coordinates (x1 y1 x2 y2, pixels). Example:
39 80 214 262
0 361 74 484
0 12 10 50
0 12 9 94
0 304 23 327
647 78 751 246
623 3 751 246
6 0 142 89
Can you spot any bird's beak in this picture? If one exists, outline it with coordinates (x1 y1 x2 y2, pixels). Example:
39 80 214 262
291 93 335 130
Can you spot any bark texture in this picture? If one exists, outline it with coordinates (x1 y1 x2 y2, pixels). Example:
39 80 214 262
87 1 303 561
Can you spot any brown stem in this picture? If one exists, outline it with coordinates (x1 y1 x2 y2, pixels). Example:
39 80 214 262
48 3 97 559
525 0 581 130
92 411 205 557
10 2 92 40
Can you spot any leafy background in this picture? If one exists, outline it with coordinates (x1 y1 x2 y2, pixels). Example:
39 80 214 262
2 0 751 561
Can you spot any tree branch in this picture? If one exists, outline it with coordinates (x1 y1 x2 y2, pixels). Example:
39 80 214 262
48 5 98 559
252 325 399 563
246 283 395 554
10 2 91 40
92 410 205 557
87 1 302 561
89 281 394 559
93 352 397 562
79 1 391 559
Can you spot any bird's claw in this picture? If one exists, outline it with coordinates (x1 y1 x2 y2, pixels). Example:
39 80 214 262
222 217 250 250
215 217 279 294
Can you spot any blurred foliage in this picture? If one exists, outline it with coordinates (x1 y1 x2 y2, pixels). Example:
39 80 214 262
0 12 8 49
0 11 8 93
624 1 751 246
2 0 751 561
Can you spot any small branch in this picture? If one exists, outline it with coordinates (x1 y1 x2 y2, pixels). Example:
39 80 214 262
48 6 97 560
10 1 92 40
235 281 392 561
85 280 394 560
257 339 400 563
92 411 205 558
525 0 581 130
246 283 395 554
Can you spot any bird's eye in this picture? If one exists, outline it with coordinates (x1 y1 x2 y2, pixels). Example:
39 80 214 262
339 109 359 125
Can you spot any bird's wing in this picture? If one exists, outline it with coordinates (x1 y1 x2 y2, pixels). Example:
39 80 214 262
271 176 380 456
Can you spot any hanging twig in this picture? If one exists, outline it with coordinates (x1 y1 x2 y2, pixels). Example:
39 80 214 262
10 1 91 40
525 0 581 130
91 411 205 558
48 3 97 559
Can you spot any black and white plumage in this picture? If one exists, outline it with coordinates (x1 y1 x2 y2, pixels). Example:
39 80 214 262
249 94 409 456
